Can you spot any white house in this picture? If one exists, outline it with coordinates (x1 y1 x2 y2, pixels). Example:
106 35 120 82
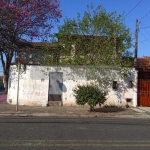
7 65 137 107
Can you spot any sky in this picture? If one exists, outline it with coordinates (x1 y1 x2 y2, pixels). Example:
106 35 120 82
0 0 150 76
51 0 150 58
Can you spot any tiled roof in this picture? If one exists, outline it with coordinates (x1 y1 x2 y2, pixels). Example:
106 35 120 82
137 57 150 68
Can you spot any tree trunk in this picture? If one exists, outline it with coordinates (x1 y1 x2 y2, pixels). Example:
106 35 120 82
0 51 14 94
90 105 94 112
3 72 9 94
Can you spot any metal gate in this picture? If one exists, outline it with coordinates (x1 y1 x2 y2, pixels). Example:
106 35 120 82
48 72 63 101
138 79 150 106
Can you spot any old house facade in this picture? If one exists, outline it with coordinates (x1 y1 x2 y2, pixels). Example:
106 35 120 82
7 35 138 107
7 65 137 107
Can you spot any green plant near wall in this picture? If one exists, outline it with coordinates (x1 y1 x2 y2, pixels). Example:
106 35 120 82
73 84 107 111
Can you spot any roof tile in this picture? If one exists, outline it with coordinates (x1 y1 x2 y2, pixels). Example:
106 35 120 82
137 56 150 68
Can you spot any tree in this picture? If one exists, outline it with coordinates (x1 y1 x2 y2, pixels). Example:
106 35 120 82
56 4 132 67
51 4 134 98
0 0 62 93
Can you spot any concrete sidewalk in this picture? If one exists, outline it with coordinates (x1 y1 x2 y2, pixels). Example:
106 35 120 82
0 102 150 118
131 107 150 114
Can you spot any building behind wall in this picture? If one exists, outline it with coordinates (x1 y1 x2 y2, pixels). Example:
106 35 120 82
7 35 136 107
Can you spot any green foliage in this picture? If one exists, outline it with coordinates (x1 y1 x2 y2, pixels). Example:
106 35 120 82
74 84 107 111
35 3 133 68
57 3 133 67
27 43 60 66
33 4 134 95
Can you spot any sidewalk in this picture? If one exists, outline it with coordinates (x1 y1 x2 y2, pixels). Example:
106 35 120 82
0 102 150 118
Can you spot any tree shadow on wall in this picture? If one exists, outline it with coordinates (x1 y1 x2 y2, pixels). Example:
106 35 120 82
56 80 67 92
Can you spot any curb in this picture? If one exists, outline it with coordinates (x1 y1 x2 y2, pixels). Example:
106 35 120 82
0 112 150 118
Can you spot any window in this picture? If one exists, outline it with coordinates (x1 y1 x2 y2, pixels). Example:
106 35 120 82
126 98 132 103
113 81 118 90
129 81 133 88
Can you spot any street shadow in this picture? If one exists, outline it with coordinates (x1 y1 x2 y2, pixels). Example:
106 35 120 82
92 106 125 113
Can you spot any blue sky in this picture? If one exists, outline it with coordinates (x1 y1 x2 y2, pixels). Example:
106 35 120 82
1 0 150 76
51 0 150 57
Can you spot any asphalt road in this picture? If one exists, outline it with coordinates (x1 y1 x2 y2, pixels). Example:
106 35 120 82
0 117 150 150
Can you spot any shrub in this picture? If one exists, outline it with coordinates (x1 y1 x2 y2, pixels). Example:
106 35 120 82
73 84 107 111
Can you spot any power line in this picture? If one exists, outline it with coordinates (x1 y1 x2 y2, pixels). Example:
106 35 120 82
140 10 150 20
139 31 148 40
140 25 150 29
139 38 150 42
123 0 144 19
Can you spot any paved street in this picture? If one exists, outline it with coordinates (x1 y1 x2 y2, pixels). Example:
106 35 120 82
0 117 150 150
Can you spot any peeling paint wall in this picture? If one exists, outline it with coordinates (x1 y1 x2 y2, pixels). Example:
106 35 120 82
7 65 137 107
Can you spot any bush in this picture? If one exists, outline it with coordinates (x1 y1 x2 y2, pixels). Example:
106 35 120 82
73 85 107 111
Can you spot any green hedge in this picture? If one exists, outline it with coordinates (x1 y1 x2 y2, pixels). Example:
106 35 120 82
73 85 107 111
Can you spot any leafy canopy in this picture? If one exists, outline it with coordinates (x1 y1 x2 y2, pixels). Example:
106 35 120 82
56 4 132 67
0 0 62 92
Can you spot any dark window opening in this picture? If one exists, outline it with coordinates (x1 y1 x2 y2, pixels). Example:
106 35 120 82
129 81 133 88
113 81 118 90
126 98 132 102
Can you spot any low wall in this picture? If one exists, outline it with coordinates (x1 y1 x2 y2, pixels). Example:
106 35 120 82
7 65 137 107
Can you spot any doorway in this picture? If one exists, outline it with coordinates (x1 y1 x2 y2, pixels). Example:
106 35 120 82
48 72 63 102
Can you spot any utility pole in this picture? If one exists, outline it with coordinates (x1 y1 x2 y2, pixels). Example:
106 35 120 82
16 53 21 111
134 19 139 67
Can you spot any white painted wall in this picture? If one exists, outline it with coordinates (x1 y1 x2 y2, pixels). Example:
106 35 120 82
7 65 137 107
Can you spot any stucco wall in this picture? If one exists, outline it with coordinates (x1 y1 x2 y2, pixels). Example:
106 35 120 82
7 65 137 107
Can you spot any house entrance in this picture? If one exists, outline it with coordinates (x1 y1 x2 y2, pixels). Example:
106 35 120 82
48 72 63 102
138 71 150 106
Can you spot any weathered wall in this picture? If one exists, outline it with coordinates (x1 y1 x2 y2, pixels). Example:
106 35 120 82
7 65 137 107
